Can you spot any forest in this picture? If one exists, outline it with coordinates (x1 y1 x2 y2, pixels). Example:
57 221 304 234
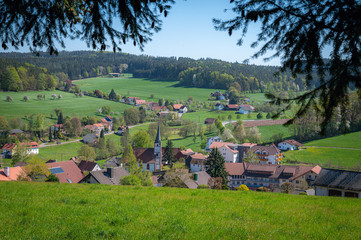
0 51 315 93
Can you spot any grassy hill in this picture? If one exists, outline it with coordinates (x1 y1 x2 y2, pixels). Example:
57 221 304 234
283 131 361 170
0 182 360 239
0 90 131 124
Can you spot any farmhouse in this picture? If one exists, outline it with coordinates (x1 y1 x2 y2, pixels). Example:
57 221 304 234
204 118 216 125
238 104 255 114
314 168 361 198
82 133 98 145
0 166 26 181
2 142 39 158
80 167 129 185
85 123 105 135
10 129 24 136
179 106 188 113
186 153 207 172
172 104 183 112
78 160 101 172
205 136 222 151
135 99 146 106
278 139 303 151
208 142 238 163
224 104 239 111
250 144 283 164
47 160 84 183
226 162 321 190
117 126 127 135
214 103 224 110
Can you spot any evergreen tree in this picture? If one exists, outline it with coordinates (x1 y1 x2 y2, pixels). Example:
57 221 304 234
205 148 228 187
48 127 52 142
100 129 105 139
163 140 176 166
57 112 63 124
109 89 116 100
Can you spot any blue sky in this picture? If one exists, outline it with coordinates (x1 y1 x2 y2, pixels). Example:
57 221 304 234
3 0 281 66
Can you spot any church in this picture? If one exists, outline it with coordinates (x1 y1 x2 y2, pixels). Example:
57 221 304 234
133 123 185 172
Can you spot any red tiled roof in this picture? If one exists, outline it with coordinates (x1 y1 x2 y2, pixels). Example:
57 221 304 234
47 160 84 183
282 139 303 147
2 143 16 150
209 142 234 149
24 142 39 149
224 145 239 154
251 144 281 155
152 106 167 111
173 104 183 110
189 153 207 161
226 104 239 109
241 143 257 147
78 160 99 172
225 163 246 175
0 167 26 181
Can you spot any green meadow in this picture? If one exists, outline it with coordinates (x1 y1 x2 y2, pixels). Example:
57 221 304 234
304 131 361 149
257 124 294 143
0 182 360 240
0 90 132 124
283 131 361 169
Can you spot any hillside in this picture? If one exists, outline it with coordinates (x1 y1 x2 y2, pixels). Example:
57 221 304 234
283 131 361 170
0 182 360 239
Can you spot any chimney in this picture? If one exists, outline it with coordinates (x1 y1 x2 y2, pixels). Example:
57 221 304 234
4 166 10 177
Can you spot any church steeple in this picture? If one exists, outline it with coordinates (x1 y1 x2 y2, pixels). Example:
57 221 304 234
154 120 162 171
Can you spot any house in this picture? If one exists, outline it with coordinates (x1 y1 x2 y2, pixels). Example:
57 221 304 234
278 139 303 151
117 126 127 136
128 97 140 105
173 104 183 111
23 142 39 155
238 104 255 114
135 99 146 106
205 136 222 151
224 104 239 111
47 160 85 183
314 168 361 198
180 148 194 157
85 123 105 135
80 167 129 185
179 106 188 113
78 160 101 172
10 129 24 136
160 170 211 189
100 118 112 131
225 162 321 190
51 124 64 133
214 103 224 110
186 153 207 172
109 72 121 77
82 133 98 145
0 166 26 181
2 143 16 158
211 91 226 100
2 142 39 158
103 157 121 168
204 118 216 125
238 143 258 161
249 144 283 164
208 142 239 163
152 106 168 111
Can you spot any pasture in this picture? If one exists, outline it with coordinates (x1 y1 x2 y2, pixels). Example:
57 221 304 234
0 90 131 125
304 131 361 149
0 181 360 240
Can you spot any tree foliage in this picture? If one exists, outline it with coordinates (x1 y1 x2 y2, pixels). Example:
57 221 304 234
0 0 174 54
205 148 228 187
214 0 361 134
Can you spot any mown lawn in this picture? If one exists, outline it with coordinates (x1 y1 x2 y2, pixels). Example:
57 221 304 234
0 182 360 240
283 147 361 169
182 110 259 123
304 131 361 149
75 76 220 102
0 90 131 125
257 124 294 143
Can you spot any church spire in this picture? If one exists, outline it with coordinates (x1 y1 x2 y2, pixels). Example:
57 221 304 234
155 120 161 144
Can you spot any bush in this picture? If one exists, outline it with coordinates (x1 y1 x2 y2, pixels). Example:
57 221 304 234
256 187 270 192
236 184 249 191
120 175 141 186
197 184 209 189
6 96 12 102
299 192 307 195
280 182 295 194
257 113 263 119
45 174 60 182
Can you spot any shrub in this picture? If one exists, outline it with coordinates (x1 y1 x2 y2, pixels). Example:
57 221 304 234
256 187 270 192
280 182 295 194
299 192 307 195
23 96 29 102
197 184 209 189
257 112 263 119
237 184 249 191
120 175 141 186
6 96 12 102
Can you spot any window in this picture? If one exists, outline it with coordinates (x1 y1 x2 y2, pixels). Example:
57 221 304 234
345 192 358 198
328 189 342 197
296 180 299 184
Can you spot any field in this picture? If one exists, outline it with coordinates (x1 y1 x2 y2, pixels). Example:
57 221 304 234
0 182 360 240
182 110 259 122
0 90 131 125
257 124 293 143
283 131 361 170
75 76 220 102
304 131 361 149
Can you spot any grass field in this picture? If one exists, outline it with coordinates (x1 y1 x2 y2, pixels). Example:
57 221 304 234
75 76 220 102
257 124 294 143
0 182 360 239
283 147 361 169
182 110 259 123
304 131 361 149
0 90 132 125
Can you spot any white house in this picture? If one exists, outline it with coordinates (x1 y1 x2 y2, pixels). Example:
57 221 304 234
186 153 207 172
219 144 239 163
25 142 39 155
238 104 255 114
278 139 303 151
179 106 188 113
205 136 222 151
214 103 224 111
250 144 282 165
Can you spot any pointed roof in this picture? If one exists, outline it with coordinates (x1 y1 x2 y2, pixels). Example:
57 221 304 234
155 121 161 143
